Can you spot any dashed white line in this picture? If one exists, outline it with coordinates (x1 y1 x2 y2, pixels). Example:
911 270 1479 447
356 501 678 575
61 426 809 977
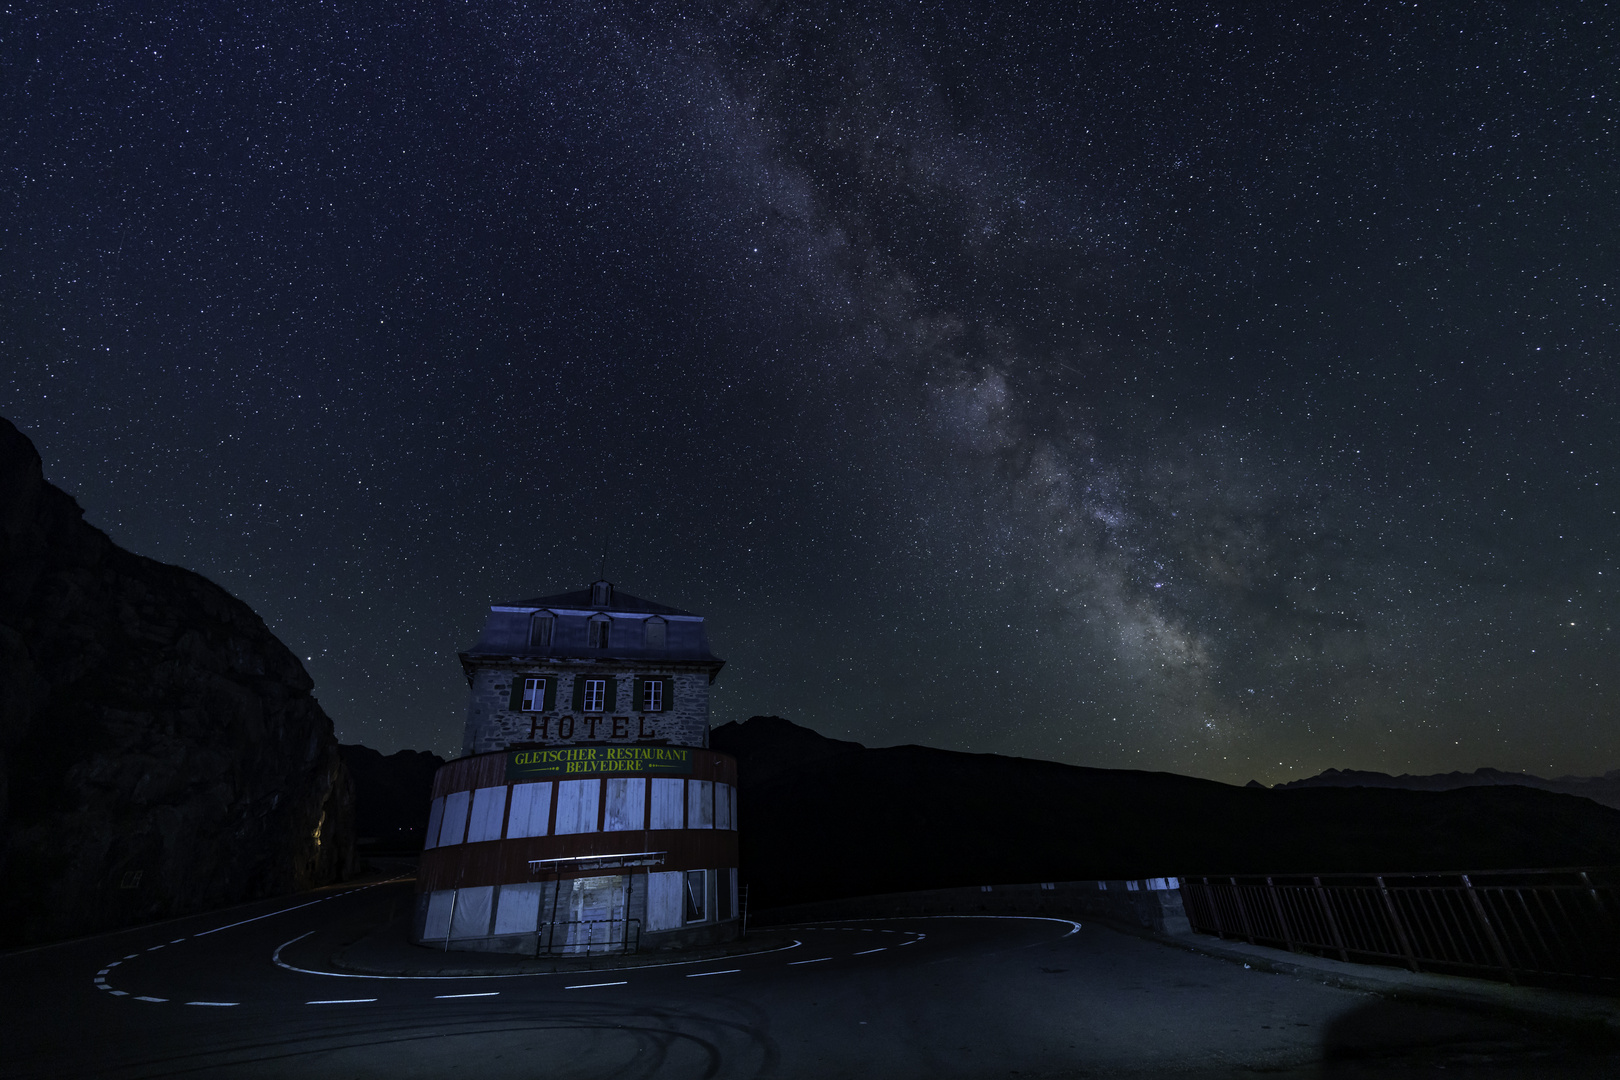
853 948 887 955
789 957 831 965
146 945 165 951
108 990 129 997
186 1001 240 1007
123 954 138 960
686 969 740 978
133 996 168 1003
307 998 377 1005
434 991 501 999
170 938 187 944
564 981 628 990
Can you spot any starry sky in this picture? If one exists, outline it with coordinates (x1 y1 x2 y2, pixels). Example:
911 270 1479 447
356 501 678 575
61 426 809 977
4 2 1616 783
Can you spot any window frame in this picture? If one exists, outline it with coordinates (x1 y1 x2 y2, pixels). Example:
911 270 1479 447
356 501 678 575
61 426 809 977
582 678 606 713
588 617 611 649
528 613 554 648
683 869 708 923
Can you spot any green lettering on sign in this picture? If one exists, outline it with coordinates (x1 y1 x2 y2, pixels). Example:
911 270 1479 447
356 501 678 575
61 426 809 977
506 745 694 781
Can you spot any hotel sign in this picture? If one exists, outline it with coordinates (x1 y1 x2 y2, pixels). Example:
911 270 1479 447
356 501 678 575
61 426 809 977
506 745 694 780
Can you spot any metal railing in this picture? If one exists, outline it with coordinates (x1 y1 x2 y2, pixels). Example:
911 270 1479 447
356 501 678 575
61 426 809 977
536 918 642 956
1179 867 1620 990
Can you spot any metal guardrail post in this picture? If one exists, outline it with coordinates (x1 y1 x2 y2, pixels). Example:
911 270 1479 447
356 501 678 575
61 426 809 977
1203 878 1226 938
1460 874 1518 985
1265 877 1296 953
1375 875 1419 972
1313 875 1349 961
1230 877 1256 944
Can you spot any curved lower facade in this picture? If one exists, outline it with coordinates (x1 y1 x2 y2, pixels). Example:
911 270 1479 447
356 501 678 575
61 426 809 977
413 747 740 954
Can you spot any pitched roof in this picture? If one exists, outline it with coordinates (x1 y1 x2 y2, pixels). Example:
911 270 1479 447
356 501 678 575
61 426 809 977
497 587 696 618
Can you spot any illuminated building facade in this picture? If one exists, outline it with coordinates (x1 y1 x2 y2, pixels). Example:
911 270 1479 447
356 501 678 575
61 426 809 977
412 580 737 953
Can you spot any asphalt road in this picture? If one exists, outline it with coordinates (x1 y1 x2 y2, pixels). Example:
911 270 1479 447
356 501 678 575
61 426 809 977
3 880 1614 1079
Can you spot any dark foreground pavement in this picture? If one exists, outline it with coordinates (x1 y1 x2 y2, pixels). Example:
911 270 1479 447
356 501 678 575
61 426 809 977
3 879 1616 1079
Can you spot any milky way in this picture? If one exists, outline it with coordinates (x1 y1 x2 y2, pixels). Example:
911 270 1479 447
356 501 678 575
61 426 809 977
4 2 1615 781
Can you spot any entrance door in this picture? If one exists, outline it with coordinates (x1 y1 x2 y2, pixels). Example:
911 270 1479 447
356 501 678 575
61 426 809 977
559 874 628 953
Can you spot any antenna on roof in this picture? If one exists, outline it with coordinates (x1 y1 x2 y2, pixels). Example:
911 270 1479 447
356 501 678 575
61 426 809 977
597 534 610 581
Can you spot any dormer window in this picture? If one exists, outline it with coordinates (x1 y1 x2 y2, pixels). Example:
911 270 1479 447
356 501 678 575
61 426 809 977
588 616 611 649
528 613 554 648
643 616 666 650
591 579 613 606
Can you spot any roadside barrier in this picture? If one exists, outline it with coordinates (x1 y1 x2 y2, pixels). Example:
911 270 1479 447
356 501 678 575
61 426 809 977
1179 867 1620 991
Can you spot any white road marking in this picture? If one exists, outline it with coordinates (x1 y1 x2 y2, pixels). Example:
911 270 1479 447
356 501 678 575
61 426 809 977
186 1001 240 1007
271 933 801 981
134 996 167 1003
853 948 887 955
97 969 111 975
94 977 107 985
146 945 164 951
434 991 501 999
564 981 628 990
196 894 346 937
123 954 138 960
307 998 377 1004
686 969 740 978
170 938 187 944
108 990 129 997
789 957 830 965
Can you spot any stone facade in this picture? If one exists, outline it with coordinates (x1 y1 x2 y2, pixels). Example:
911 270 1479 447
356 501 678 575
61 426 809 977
463 668 710 755
456 579 724 757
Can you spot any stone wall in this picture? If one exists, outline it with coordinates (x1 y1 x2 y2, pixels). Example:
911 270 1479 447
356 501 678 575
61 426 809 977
0 417 353 946
463 667 709 754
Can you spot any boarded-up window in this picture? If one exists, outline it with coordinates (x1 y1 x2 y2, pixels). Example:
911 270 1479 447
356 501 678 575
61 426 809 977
643 617 666 649
493 882 544 935
687 779 714 830
554 779 601 834
506 781 552 838
714 782 734 830
650 778 684 829
645 871 683 932
423 889 455 940
438 790 471 847
449 885 494 939
603 778 646 832
423 796 446 850
466 786 507 843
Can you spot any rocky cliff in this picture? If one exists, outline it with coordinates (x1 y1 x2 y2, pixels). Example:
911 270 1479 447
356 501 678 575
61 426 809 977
0 417 353 946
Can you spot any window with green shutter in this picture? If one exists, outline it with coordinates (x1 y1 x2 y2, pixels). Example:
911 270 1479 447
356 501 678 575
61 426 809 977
510 675 557 712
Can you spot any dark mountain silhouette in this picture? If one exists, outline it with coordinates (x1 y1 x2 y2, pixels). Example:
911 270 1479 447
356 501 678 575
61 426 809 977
1273 766 1620 811
0 417 352 946
713 716 1620 910
339 744 445 851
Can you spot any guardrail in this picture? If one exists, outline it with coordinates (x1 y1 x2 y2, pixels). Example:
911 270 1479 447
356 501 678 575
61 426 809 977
1179 867 1620 990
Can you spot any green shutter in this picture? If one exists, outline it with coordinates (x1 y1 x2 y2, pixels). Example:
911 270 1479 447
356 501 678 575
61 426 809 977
604 675 618 712
571 674 585 712
543 676 557 712
662 676 675 710
633 676 645 711
508 676 525 712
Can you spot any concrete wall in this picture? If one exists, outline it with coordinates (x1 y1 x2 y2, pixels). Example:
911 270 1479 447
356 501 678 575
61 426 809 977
462 668 710 755
753 878 1192 935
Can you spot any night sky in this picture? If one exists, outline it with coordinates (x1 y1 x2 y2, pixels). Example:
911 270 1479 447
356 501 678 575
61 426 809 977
4 2 1616 783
